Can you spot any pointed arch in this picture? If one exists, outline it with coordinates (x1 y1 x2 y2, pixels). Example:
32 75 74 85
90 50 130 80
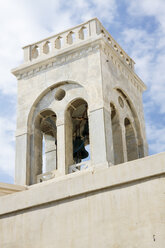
116 88 145 158
110 103 124 164
124 118 138 161
33 109 57 183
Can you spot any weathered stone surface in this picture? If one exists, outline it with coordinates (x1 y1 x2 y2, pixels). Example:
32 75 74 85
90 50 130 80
0 153 165 247
1 18 163 248
0 182 26 196
12 18 148 186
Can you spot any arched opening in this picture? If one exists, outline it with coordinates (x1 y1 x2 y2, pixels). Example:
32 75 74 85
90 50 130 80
67 31 75 45
110 103 124 165
79 26 88 40
34 109 57 182
65 98 90 173
124 118 138 161
116 88 145 158
43 41 51 54
55 36 63 49
25 81 88 185
31 45 39 59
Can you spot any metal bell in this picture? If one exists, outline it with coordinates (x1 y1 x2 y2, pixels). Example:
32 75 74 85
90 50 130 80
82 120 89 137
73 136 89 163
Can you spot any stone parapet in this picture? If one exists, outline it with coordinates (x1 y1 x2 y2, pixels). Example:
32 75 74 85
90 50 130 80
0 182 27 197
0 152 164 215
15 18 134 71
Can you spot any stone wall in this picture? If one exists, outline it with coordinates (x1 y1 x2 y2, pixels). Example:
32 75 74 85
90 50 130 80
0 153 165 248
12 18 148 186
0 183 26 196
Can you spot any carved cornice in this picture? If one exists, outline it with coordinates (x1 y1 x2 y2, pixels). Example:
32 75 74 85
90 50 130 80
100 40 146 93
12 42 100 80
12 36 146 93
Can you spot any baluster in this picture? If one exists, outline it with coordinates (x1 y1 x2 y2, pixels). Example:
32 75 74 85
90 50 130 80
23 46 31 62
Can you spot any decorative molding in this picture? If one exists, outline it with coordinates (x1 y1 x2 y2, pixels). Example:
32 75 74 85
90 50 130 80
0 183 27 197
14 43 100 80
1 152 165 214
101 42 145 93
13 34 145 93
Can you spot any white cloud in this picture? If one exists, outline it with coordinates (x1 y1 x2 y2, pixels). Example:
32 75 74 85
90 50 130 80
119 1 165 113
0 116 15 177
119 28 155 82
127 0 165 31
0 0 117 180
121 1 165 154
0 0 117 95
146 122 165 154
0 0 164 181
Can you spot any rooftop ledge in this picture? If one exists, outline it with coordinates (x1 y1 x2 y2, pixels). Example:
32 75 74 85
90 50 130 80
13 18 135 73
0 182 27 197
0 152 165 216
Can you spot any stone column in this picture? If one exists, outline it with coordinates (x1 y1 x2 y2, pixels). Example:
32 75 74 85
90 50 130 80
44 134 57 172
89 19 99 36
15 133 30 185
121 123 128 162
56 121 65 176
32 128 43 184
23 46 30 62
54 108 74 176
65 110 73 173
89 107 114 167
38 42 44 56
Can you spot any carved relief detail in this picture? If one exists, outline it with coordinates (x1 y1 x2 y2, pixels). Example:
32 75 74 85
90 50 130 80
15 44 100 80
101 44 143 93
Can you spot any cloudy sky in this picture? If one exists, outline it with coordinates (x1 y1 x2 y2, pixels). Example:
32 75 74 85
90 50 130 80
0 0 165 184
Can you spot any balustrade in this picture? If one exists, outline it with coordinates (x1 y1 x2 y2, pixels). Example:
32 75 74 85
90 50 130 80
23 18 134 70
37 161 91 183
68 161 91 173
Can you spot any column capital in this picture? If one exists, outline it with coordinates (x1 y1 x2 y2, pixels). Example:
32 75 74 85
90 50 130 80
56 118 65 127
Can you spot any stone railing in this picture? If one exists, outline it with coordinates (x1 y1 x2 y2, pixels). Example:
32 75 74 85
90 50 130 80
23 18 134 70
69 161 91 173
37 161 91 182
0 182 27 196
23 18 99 62
37 170 57 183
99 22 135 70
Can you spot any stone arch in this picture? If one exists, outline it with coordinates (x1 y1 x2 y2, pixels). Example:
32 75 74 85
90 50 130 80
43 41 51 54
67 31 75 44
33 109 57 183
115 88 144 158
79 26 88 40
27 80 86 132
65 98 90 173
124 117 138 161
31 45 39 59
27 81 89 184
55 36 63 49
110 102 124 165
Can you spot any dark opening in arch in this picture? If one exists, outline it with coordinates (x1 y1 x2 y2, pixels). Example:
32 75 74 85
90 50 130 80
65 98 90 172
34 109 57 182
110 103 124 165
124 118 138 161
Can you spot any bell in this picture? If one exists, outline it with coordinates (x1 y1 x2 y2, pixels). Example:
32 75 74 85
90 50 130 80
73 136 89 163
82 120 89 137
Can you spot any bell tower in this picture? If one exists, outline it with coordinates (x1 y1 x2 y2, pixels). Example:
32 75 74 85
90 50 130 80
12 18 148 185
